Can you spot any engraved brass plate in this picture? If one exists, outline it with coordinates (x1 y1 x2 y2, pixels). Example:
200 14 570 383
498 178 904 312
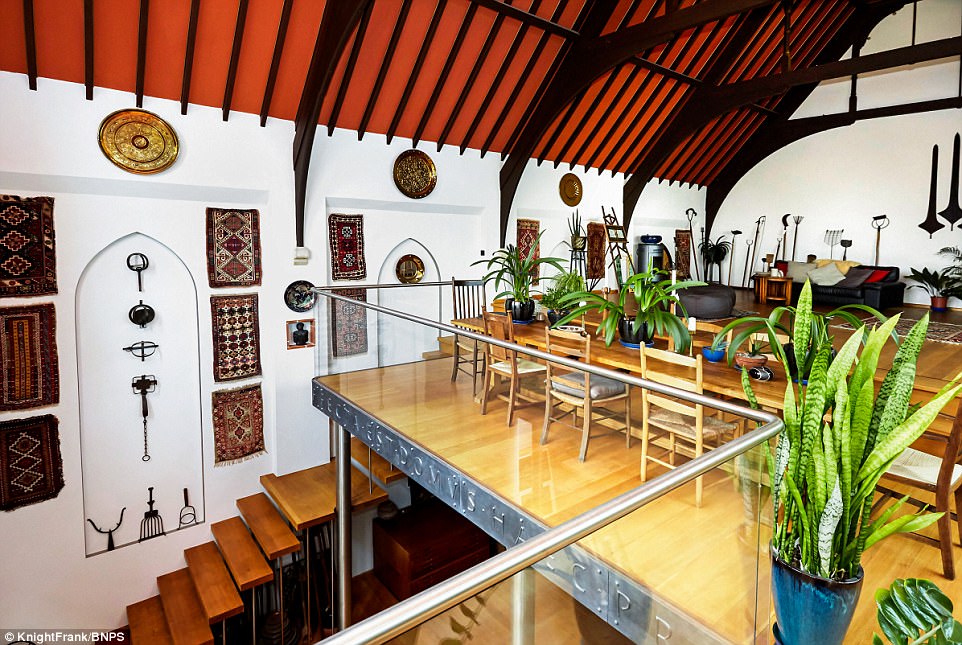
559 172 583 207
395 254 425 284
393 149 437 199
98 109 179 174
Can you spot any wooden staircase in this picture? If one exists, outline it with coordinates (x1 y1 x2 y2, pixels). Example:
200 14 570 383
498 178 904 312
125 460 391 644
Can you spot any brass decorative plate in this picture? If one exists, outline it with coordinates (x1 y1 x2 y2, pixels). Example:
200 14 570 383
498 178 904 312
559 173 583 206
98 109 179 174
393 149 437 199
395 254 425 284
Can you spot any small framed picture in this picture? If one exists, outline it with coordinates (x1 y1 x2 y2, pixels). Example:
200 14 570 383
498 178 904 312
605 224 627 242
286 319 315 349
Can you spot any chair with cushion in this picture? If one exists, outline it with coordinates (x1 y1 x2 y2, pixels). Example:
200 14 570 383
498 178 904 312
541 327 631 462
875 398 962 579
480 311 546 426
639 347 740 506
451 278 487 394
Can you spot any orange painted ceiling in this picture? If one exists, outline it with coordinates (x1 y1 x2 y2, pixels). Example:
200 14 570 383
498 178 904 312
1 0 863 188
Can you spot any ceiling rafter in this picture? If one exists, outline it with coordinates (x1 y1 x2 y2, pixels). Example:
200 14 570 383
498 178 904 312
84 0 93 100
468 0 578 38
22 0 37 90
326 2 373 137
358 0 414 140
498 0 781 245
136 0 149 108
223 0 250 122
180 0 201 115
259 0 294 127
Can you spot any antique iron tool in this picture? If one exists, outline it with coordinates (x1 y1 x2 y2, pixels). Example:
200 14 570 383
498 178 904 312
938 133 962 229
126 253 149 291
132 375 157 461
139 487 165 542
179 488 197 528
122 340 159 361
727 230 741 286
685 208 700 280
919 145 945 238
128 300 155 328
87 507 126 551
791 215 804 261
872 215 890 265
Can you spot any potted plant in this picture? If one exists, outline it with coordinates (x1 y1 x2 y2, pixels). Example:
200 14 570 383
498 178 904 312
906 266 962 312
733 339 767 370
539 270 585 326
698 234 731 284
873 578 961 644
567 211 586 251
739 281 962 645
474 231 565 323
555 264 705 351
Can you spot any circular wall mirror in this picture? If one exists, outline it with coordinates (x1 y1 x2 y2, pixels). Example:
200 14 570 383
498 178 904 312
395 254 425 284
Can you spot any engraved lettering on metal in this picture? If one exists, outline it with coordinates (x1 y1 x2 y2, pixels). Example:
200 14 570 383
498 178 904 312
656 616 672 641
396 443 409 466
464 489 476 513
412 456 424 476
444 474 459 506
428 464 442 492
491 509 505 537
613 584 630 626
607 573 652 636
572 562 587 593
513 518 526 545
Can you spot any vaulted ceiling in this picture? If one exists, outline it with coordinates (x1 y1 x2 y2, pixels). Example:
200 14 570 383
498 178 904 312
2 0 956 244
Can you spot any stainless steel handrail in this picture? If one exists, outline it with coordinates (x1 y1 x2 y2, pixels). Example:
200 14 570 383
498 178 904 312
315 280 458 290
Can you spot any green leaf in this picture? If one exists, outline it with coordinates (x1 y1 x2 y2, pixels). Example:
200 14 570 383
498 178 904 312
793 281 813 372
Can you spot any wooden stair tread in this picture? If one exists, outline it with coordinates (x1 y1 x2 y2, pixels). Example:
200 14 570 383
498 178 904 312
210 517 273 591
351 438 407 485
236 493 301 559
259 460 388 531
183 542 244 623
157 568 213 645
421 349 449 360
127 596 173 645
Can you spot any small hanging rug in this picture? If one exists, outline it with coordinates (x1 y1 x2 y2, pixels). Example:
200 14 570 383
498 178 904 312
0 194 57 297
0 414 64 511
331 288 368 357
210 293 261 381
206 207 262 287
1 303 59 411
516 218 540 280
212 385 265 466
328 213 367 280
586 222 607 280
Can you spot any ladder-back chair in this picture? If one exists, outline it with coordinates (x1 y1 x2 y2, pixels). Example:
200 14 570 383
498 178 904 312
480 311 546 426
451 278 487 394
541 327 631 462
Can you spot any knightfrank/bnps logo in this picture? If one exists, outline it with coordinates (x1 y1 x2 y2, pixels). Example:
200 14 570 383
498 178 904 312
3 630 127 643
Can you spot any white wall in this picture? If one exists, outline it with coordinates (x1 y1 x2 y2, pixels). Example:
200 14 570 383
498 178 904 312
713 0 962 303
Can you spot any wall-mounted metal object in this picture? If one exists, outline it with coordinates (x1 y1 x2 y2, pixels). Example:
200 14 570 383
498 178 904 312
138 487 165 541
132 375 157 461
87 507 126 552
840 239 852 261
559 173 583 207
179 488 197 528
872 215 890 265
99 109 179 174
920 145 945 238
128 300 155 328
284 280 316 313
938 133 962 229
393 149 437 199
395 254 425 284
126 253 149 291
123 340 159 361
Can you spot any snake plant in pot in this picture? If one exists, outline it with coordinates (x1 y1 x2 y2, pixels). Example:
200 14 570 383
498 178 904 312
555 265 705 351
473 230 565 322
739 282 962 645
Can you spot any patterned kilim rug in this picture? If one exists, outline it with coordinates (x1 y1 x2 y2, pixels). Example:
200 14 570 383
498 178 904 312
331 288 368 357
516 218 540 280
674 229 692 279
0 415 64 511
212 385 265 466
0 194 57 297
328 213 366 280
210 294 261 381
1 303 59 411
835 316 962 344
206 207 261 287
586 222 606 280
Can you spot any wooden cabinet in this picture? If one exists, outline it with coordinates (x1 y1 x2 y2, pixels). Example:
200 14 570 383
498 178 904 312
373 500 493 600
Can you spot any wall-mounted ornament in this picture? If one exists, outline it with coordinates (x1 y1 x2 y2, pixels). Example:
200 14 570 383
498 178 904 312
287 319 315 349
395 254 425 284
178 488 197 528
87 508 126 551
919 145 945 238
284 280 316 313
126 253 149 291
122 340 159 361
138 487 166 541
393 149 437 199
872 215 889 265
938 133 962 229
559 173 583 207
132 375 157 462
128 300 155 328
0 194 57 297
99 109 179 174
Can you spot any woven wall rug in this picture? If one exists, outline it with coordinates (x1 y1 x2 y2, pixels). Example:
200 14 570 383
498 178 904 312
210 294 261 381
0 415 64 511
516 218 540 280
674 229 692 279
331 288 368 357
586 222 607 280
0 194 57 297
212 384 265 466
1 303 59 411
328 213 366 280
206 207 261 287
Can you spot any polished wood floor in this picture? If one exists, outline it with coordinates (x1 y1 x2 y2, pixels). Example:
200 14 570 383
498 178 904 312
326 291 962 644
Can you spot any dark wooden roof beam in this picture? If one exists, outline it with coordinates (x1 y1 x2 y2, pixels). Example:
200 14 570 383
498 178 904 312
22 0 37 90
536 90 585 164
259 0 294 127
553 69 623 168
468 0 578 39
84 0 94 100
180 0 201 115
358 0 413 140
222 0 250 121
326 2 373 136
570 65 643 169
136 0 149 107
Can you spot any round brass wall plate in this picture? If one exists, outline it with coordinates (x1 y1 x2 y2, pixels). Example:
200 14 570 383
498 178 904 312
393 149 437 199
395 254 425 284
559 173 583 206
99 109 179 174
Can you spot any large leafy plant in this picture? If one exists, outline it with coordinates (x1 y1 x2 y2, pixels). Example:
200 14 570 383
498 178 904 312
873 578 962 644
906 266 962 299
556 265 704 351
741 282 962 580
473 230 565 302
539 270 585 311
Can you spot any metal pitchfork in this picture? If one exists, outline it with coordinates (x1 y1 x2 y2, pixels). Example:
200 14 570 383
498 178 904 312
139 487 166 542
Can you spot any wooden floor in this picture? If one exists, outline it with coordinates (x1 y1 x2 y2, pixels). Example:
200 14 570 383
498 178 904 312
326 291 962 644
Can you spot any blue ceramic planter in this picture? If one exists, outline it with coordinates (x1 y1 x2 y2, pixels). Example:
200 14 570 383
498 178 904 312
771 552 863 645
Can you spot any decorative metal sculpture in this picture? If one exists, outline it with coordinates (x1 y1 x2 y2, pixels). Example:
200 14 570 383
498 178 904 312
99 109 179 175
128 300 155 328
138 487 165 542
179 488 197 528
126 253 149 291
791 215 804 261
872 215 890 265
122 340 159 361
132 375 157 461
727 230 742 287
840 239 852 261
777 214 790 261
824 229 843 259
919 145 945 238
938 133 962 229
87 507 126 551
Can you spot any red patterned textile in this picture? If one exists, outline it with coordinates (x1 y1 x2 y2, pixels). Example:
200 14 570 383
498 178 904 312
206 207 262 287
0 194 57 297
674 229 692 279
1 303 59 411
212 385 265 466
0 415 64 511
331 289 368 357
516 218 540 280
328 213 366 280
210 294 261 382
586 222 607 280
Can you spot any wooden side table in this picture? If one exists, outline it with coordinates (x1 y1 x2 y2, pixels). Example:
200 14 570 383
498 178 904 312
755 274 793 305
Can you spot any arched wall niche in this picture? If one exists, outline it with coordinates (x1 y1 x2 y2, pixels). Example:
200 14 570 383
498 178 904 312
75 232 204 556
375 238 441 367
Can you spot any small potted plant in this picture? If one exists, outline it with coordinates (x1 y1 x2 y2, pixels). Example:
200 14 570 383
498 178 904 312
906 266 962 312
556 264 705 351
698 234 732 284
733 339 767 370
567 211 586 251
474 231 565 323
539 270 585 326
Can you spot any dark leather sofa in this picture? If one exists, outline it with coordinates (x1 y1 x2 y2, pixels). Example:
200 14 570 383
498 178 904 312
785 265 905 310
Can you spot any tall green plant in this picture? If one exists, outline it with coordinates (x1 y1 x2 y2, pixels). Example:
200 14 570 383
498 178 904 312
873 578 962 644
743 281 962 580
472 230 565 302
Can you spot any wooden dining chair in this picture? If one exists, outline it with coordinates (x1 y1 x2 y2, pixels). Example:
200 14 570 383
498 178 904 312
480 311 546 426
541 327 631 462
639 346 740 506
875 397 962 579
451 277 487 394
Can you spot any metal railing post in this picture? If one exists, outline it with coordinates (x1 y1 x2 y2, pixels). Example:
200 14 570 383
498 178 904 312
336 423 352 631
